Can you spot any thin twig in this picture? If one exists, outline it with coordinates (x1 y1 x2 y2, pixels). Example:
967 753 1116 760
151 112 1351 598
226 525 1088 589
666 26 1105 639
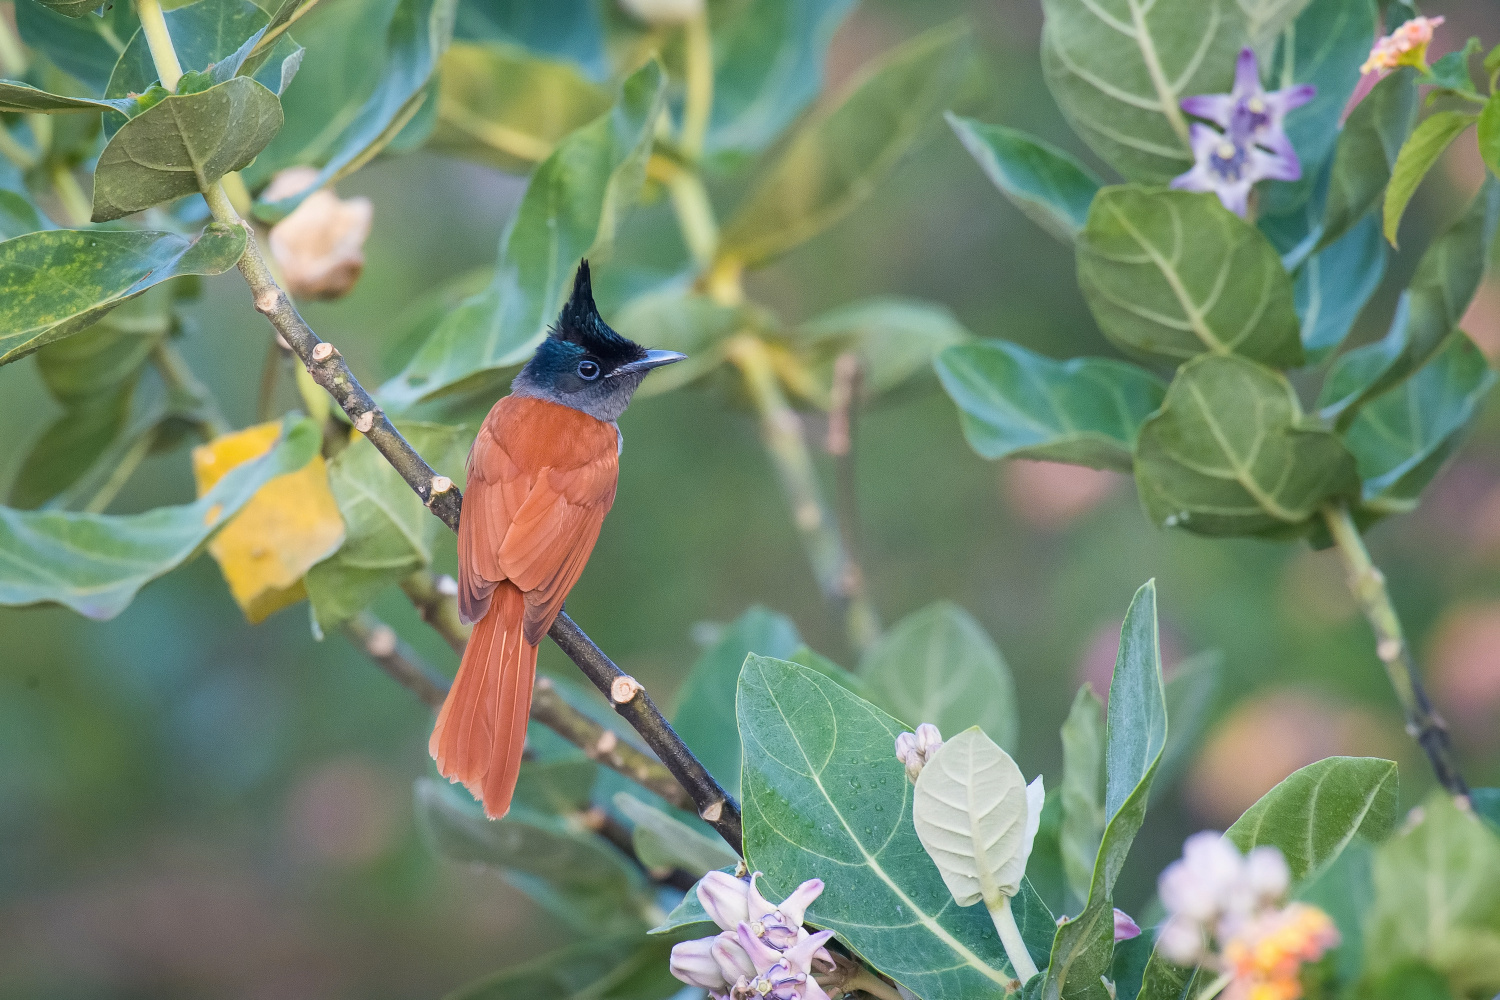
343 611 450 709
1322 504 1468 796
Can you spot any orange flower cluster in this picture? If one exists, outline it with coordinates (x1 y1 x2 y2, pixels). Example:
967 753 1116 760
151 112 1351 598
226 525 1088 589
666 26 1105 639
1222 903 1341 1000
1361 16 1445 75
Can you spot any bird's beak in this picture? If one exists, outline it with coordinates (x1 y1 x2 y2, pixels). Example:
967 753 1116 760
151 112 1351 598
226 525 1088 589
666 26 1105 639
611 349 688 376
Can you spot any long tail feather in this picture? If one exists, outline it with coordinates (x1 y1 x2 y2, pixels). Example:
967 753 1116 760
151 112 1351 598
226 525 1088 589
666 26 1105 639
429 582 537 819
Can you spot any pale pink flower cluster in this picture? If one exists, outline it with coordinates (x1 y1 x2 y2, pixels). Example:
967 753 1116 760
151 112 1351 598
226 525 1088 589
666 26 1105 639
1157 834 1338 1000
669 871 836 1000
1362 16 1445 74
894 723 943 782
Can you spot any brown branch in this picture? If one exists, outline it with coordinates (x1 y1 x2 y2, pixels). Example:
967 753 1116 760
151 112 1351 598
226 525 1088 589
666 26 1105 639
343 612 450 709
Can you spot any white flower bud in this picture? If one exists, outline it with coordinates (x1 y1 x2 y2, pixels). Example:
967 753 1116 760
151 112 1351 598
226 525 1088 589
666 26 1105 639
1156 915 1205 966
1160 831 1242 922
265 168 373 302
698 870 753 931
1244 845 1290 904
617 0 702 24
1112 908 1141 942
670 935 730 989
895 723 944 782
710 931 756 982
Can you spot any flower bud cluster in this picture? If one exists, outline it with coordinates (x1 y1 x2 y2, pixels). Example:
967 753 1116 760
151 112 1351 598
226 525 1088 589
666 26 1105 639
894 723 943 782
669 871 836 1000
1362 16 1445 75
1157 834 1338 1000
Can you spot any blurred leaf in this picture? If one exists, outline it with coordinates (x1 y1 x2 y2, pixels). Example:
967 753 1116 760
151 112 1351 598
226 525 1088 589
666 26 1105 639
1479 95 1500 181
91 77 284 223
613 289 762 397
935 339 1166 473
1044 581 1167 1000
1078 187 1303 368
1226 756 1398 883
947 114 1101 244
1134 355 1359 537
192 421 345 624
1319 68 1417 251
1365 792 1500 998
428 42 608 172
670 605 800 799
1344 333 1496 514
444 934 681 1000
0 417 317 620
252 0 459 213
1296 837 1373 983
1474 789 1500 833
858 600 1019 753
304 422 470 628
1366 964 1456 1000
1040 0 1245 183
1154 650 1222 798
0 225 247 366
1318 177 1500 424
613 793 738 877
913 727 1033 906
0 190 46 240
1383 111 1477 246
788 643 877 702
383 59 666 406
648 867 728 937
1260 0 1376 217
739 655 1047 995
453 0 608 81
703 0 857 167
793 297 970 403
1241 0 1313 50
512 758 597 814
415 778 652 936
1059 685 1104 909
1296 213 1387 361
1423 37 1482 97
0 80 133 114
718 21 976 267
27 0 98 17
14 2 140 95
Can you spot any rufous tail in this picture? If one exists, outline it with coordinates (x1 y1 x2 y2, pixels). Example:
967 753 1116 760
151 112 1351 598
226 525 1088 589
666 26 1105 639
429 582 537 819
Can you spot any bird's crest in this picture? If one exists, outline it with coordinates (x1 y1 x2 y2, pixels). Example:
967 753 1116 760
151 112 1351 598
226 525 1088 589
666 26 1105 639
551 261 639 359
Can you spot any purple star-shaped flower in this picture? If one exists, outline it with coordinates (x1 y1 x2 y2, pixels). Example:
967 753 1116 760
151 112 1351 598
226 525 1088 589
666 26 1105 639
1181 47 1315 168
1171 124 1300 217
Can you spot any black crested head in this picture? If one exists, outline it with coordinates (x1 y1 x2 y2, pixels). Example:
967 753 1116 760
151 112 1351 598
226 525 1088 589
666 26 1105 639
549 261 645 365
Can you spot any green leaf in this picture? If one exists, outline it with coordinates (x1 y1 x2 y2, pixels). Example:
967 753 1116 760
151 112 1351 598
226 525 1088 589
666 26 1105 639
1365 792 1500 997
15 2 140 94
717 21 977 267
1155 650 1222 798
1043 581 1167 1000
0 79 134 114
414 778 652 936
1134 354 1360 537
670 605 800 799
1078 187 1304 368
1343 333 1496 514
512 758 597 815
28 0 100 18
1259 0 1376 217
0 225 247 366
1319 176 1500 424
859 600 1019 752
250 0 458 207
648 867 731 937
704 0 857 167
1297 213 1387 361
382 59 666 407
1474 788 1500 833
1059 685 1105 909
935 339 1167 473
791 297 971 403
427 42 608 172
612 290 764 397
1383 111 1478 246
0 189 45 241
946 115 1101 244
1226 756 1399 883
1296 837 1374 984
739 655 1039 996
443 935 681 1000
453 0 607 80
91 77 284 223
1040 0 1246 183
1424 37 1482 97
1479 95 1500 180
1320 68 1418 251
1240 0 1314 50
613 793 739 878
0 417 318 620
303 422 470 629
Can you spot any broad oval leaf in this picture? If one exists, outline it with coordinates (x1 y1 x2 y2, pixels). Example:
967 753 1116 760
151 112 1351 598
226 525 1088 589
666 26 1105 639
304 422 470 629
1344 332 1496 514
858 600 1019 752
717 21 977 267
1078 187 1304 368
914 727 1032 906
1383 111 1478 246
1319 68 1417 251
382 59 666 407
91 77 284 223
1044 581 1168 1000
1226 756 1398 884
947 114 1102 244
1134 354 1360 537
739 655 1051 996
1296 213 1387 361
0 417 318 620
935 339 1167 473
790 297 971 404
613 793 739 878
1040 0 1246 183
671 605 801 799
0 224 247 366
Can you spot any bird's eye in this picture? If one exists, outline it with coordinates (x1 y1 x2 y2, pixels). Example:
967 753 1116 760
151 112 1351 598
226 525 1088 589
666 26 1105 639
577 359 600 380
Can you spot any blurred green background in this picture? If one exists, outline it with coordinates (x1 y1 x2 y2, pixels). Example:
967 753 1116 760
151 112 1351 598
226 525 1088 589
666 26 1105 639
3 0 1500 996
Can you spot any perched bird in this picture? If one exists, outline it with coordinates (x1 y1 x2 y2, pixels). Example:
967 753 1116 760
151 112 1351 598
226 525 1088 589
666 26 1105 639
430 261 685 818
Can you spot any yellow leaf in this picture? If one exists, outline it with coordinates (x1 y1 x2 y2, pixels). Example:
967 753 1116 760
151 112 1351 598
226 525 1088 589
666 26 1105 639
193 421 345 623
